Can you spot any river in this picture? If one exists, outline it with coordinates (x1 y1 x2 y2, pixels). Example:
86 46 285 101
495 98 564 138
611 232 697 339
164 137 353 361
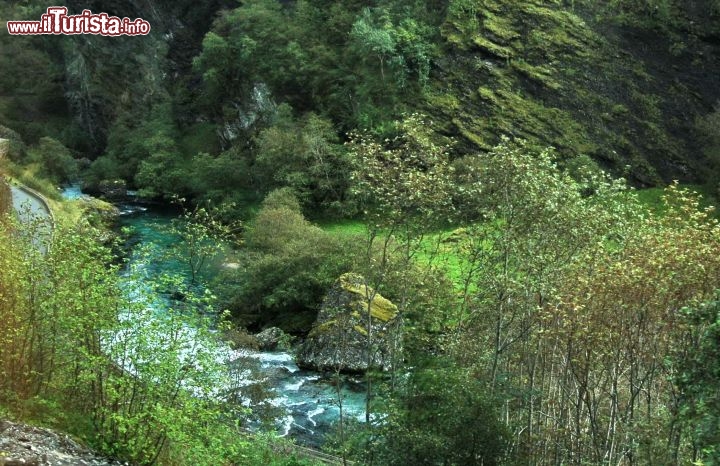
61 185 366 448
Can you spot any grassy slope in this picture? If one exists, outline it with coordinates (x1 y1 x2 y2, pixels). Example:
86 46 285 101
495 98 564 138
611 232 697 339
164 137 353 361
424 0 720 186
320 184 719 290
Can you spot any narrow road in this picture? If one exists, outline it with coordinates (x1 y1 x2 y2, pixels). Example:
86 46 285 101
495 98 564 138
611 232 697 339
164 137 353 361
10 184 53 252
11 185 50 223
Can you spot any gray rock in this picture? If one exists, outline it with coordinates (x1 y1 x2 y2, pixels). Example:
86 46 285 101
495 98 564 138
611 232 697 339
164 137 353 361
296 273 401 373
97 179 127 200
255 327 287 351
0 420 126 465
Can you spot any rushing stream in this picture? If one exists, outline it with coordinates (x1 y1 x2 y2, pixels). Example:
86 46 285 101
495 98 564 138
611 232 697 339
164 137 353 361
62 185 365 447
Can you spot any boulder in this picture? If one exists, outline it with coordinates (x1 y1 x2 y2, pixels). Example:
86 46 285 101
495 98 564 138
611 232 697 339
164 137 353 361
255 327 287 351
97 179 127 200
296 273 401 373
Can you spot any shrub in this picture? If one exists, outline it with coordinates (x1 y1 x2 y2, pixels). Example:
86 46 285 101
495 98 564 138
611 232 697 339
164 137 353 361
219 189 359 332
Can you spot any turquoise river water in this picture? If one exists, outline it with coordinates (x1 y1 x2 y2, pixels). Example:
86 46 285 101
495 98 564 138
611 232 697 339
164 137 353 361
62 185 365 447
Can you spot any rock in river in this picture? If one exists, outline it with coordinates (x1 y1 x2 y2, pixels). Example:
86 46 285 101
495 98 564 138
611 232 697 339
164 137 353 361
255 327 288 351
297 273 400 373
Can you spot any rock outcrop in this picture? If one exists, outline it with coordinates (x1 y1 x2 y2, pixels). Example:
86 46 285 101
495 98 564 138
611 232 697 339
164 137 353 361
255 327 287 351
0 420 126 466
296 273 400 373
97 179 127 200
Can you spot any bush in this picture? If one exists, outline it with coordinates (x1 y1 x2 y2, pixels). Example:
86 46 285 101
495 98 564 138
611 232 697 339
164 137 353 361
27 137 78 184
376 362 509 466
219 189 360 332
0 215 298 465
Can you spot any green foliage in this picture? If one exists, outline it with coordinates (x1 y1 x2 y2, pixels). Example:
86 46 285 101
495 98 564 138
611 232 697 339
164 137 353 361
0 176 11 217
254 107 353 214
194 0 436 133
676 294 720 464
85 100 184 196
696 108 720 195
377 363 509 465
0 206 295 465
447 138 657 463
601 0 678 29
27 137 79 184
0 125 27 161
349 113 455 233
449 143 720 464
219 189 358 332
164 200 242 285
0 4 71 146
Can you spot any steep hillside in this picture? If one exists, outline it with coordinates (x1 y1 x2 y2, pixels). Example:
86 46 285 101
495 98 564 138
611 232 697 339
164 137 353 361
3 0 720 196
426 0 720 185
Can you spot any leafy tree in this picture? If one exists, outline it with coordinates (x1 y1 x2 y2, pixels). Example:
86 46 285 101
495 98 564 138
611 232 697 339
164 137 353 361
448 138 642 462
695 107 720 196
348 113 455 453
187 148 255 218
219 189 358 332
193 0 435 134
378 362 509 466
450 158 720 465
27 137 79 184
675 294 720 464
351 8 399 86
254 107 352 214
543 184 720 464
165 201 242 286
86 100 184 196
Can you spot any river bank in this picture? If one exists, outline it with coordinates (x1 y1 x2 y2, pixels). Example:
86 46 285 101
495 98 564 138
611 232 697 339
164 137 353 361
62 186 366 448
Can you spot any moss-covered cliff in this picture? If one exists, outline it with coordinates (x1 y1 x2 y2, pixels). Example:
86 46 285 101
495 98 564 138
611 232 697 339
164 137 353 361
426 0 720 185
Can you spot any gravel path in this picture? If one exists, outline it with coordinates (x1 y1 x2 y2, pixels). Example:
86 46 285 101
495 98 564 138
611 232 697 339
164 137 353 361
0 420 126 466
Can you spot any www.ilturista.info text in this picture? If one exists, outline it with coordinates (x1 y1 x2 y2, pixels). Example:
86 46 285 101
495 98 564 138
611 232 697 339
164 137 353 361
7 7 150 36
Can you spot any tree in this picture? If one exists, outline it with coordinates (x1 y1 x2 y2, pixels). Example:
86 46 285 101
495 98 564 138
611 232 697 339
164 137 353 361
348 113 455 453
166 200 242 286
675 294 720 464
27 137 79 184
351 8 398 85
450 156 720 464
378 362 509 465
254 107 352 214
449 138 640 462
217 189 358 332
543 184 720 464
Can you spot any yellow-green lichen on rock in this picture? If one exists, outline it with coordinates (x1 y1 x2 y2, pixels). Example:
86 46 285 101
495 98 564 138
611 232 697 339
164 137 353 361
428 0 711 185
338 273 398 323
296 273 401 373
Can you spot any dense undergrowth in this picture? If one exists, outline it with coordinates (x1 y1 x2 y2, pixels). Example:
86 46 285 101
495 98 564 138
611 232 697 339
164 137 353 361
3 0 720 464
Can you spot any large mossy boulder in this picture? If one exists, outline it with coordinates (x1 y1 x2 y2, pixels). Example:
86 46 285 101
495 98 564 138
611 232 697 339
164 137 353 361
255 327 288 351
97 179 127 200
296 273 400 373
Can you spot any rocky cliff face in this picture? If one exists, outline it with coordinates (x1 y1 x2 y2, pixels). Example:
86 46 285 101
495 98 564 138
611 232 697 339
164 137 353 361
0 420 125 466
296 273 401 373
426 1 720 186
